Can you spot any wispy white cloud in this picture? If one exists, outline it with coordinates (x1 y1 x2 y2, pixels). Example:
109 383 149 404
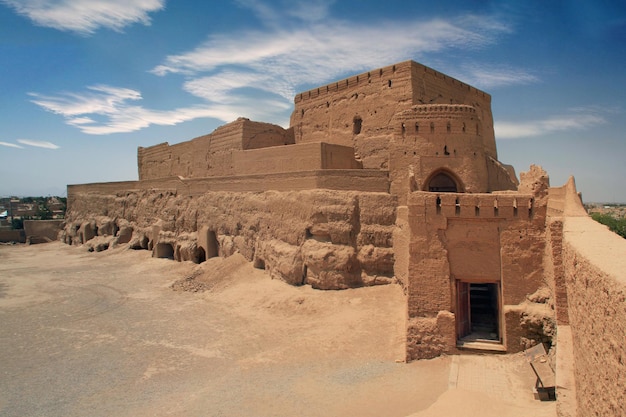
495 108 608 139
29 84 291 135
285 0 334 22
0 141 23 149
456 63 539 89
1 0 164 35
17 139 60 149
151 15 510 92
28 1 533 135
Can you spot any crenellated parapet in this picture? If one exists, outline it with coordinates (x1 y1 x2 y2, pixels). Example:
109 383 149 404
418 192 536 221
294 61 489 105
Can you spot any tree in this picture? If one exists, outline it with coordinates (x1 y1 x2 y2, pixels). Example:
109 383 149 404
591 213 626 239
11 218 23 230
36 204 53 220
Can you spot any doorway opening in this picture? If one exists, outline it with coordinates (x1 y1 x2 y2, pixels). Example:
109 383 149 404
155 242 175 260
425 170 463 193
205 230 219 259
194 247 206 264
457 281 500 343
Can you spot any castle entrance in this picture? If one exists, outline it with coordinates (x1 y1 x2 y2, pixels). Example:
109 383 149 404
456 281 501 343
427 172 458 192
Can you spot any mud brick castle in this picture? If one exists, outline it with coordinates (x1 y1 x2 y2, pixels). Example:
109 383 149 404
61 60 626 416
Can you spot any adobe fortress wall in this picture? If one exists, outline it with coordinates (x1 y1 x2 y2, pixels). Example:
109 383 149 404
138 118 295 180
292 61 495 169
62 186 397 290
403 165 550 360
58 60 626 414
389 104 517 205
543 178 626 417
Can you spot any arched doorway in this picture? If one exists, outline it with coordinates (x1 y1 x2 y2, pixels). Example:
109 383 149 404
195 246 206 264
426 171 462 193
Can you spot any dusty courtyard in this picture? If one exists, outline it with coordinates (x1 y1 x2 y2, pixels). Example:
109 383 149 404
0 243 555 417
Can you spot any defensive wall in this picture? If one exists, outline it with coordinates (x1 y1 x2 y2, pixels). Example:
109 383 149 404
57 60 626 416
291 61 496 170
389 104 517 204
23 220 63 244
0 228 25 243
138 118 294 180
63 186 397 290
67 169 389 198
544 178 626 417
401 165 551 360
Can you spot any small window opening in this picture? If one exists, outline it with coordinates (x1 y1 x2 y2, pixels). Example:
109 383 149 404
388 79 392 87
494 200 499 217
353 116 362 134
475 206 480 216
401 123 406 135
444 145 450 155
462 122 466 133
430 122 435 133
447 122 451 133
455 198 461 216
415 123 419 133
529 198 534 218
513 199 518 217
436 196 442 214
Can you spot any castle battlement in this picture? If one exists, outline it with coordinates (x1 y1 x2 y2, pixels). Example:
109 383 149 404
409 191 537 221
294 61 489 104
403 104 477 115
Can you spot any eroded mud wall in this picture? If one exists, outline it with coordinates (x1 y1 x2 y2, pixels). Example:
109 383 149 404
561 216 626 417
63 188 397 291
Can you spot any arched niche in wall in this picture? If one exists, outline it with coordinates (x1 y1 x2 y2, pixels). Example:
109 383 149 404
424 169 464 193
353 116 362 135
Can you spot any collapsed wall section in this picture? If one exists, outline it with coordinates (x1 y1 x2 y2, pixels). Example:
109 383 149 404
62 187 397 291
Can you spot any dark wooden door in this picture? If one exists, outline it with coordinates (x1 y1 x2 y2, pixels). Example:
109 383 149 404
457 281 471 339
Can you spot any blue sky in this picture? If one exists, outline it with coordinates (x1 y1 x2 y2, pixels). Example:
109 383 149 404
1 0 625 202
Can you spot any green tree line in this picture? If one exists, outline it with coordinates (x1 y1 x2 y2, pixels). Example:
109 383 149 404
591 213 626 239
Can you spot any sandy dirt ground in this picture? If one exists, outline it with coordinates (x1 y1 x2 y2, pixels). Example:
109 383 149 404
0 242 555 417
